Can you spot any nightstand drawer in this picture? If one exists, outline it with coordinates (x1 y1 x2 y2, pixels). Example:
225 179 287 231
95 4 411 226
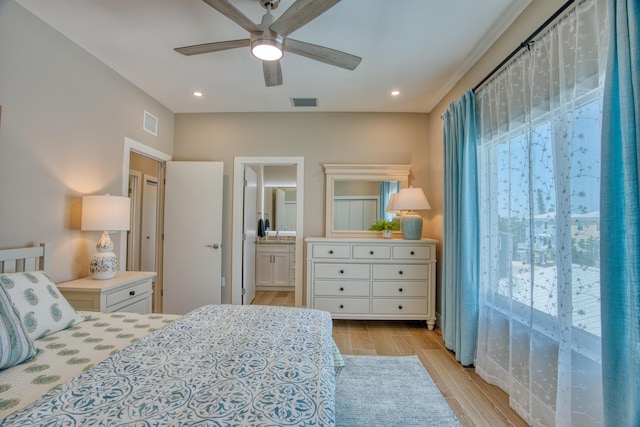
111 294 151 314
106 280 151 309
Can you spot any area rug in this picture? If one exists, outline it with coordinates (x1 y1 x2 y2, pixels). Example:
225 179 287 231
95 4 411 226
336 355 461 427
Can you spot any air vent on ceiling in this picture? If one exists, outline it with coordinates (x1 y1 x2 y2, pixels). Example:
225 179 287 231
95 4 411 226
291 98 318 107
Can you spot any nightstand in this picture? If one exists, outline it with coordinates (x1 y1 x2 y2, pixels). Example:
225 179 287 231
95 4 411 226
57 271 156 314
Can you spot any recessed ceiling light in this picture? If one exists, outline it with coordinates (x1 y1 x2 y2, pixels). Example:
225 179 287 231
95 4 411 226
193 91 203 97
391 90 400 96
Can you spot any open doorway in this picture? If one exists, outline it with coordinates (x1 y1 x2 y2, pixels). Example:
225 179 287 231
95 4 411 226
121 137 171 313
231 157 304 307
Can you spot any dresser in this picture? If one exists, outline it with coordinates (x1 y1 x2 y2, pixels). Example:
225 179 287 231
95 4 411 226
57 271 155 314
306 238 437 329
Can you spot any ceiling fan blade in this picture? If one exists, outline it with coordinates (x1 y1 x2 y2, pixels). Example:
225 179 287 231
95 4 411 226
175 39 250 56
263 61 283 87
201 0 260 33
270 0 341 37
284 38 361 70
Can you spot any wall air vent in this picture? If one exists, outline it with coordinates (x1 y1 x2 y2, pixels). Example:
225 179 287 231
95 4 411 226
143 110 158 136
291 98 318 107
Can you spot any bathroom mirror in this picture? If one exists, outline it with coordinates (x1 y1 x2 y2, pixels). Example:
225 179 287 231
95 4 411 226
324 164 411 238
261 165 297 234
263 186 296 232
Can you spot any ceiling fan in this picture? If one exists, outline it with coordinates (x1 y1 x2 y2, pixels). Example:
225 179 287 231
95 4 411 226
174 0 362 87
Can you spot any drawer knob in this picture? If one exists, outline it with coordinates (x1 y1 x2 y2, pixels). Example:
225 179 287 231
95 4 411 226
369 250 374 255
339 269 344 274
339 287 344 291
399 288 403 292
339 304 344 309
410 251 415 255
129 290 136 296
398 305 404 310
329 250 334 254
398 270 404 275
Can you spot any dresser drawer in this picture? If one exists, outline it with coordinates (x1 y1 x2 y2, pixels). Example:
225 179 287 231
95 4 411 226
314 297 370 314
314 263 370 279
372 298 428 315
315 280 370 297
372 264 428 280
372 281 426 297
312 245 351 259
106 280 151 309
392 245 433 260
352 245 391 259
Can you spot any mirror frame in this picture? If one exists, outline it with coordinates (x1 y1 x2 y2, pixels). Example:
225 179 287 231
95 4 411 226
324 164 411 238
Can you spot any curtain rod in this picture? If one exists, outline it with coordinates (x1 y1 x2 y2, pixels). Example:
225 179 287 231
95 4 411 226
472 0 575 93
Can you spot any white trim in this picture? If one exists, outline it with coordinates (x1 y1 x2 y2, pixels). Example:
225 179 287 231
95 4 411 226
232 157 304 307
121 137 172 270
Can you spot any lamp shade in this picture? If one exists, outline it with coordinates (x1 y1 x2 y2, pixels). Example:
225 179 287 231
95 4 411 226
81 195 131 231
81 195 130 280
385 192 400 213
393 187 431 211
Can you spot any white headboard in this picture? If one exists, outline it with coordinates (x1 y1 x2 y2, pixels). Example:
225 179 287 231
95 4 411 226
0 243 52 275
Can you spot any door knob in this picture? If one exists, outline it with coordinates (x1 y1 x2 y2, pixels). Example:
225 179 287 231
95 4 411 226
206 243 220 249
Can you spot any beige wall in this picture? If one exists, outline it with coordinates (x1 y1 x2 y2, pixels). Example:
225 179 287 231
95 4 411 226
0 1 174 282
173 112 430 303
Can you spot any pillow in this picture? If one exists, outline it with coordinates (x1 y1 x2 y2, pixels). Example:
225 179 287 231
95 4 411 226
0 284 37 370
0 271 84 340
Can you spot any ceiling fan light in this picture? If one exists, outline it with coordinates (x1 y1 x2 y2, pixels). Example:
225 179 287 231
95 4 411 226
251 36 283 61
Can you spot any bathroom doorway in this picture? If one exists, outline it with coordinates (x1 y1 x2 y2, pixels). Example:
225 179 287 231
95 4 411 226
231 157 304 307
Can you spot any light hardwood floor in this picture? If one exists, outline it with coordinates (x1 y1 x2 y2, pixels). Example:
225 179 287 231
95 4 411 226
253 291 528 427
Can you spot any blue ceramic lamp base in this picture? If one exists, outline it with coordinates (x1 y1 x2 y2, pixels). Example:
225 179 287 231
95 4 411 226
401 212 423 240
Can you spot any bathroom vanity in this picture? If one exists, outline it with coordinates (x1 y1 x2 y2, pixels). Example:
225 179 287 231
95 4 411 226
255 240 295 290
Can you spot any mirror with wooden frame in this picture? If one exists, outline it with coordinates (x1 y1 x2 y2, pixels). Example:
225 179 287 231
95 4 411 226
324 164 411 238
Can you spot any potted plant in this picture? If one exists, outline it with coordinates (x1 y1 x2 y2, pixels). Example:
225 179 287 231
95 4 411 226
368 219 399 238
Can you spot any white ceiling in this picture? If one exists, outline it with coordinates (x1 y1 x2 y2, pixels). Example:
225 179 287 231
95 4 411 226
15 0 530 114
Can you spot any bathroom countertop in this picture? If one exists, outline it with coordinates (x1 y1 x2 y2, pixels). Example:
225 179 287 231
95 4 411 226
255 238 295 245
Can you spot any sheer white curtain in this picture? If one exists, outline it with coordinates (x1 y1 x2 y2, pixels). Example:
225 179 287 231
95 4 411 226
474 1 608 425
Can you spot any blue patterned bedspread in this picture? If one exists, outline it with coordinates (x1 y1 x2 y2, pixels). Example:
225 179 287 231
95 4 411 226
3 304 336 426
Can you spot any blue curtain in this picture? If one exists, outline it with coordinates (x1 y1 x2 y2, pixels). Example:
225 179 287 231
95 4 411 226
441 90 479 366
600 1 640 425
380 181 400 221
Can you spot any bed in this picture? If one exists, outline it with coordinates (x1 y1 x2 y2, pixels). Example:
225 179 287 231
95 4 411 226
0 244 341 425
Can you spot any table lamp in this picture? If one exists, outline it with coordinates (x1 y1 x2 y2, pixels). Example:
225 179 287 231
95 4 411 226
81 195 131 279
393 187 431 240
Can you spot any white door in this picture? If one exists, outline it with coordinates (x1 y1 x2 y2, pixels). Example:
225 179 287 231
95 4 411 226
140 175 157 272
242 167 257 304
163 161 223 315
